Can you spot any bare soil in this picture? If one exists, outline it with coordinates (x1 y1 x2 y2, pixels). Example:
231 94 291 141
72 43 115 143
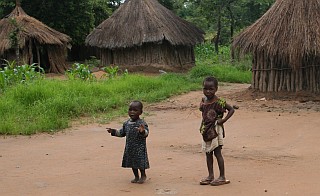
1 83 320 196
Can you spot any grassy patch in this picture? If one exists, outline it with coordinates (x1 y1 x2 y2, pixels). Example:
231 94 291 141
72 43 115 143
0 74 199 134
0 44 252 135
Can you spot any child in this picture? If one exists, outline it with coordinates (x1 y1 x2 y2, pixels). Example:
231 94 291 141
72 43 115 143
106 100 150 184
199 76 234 186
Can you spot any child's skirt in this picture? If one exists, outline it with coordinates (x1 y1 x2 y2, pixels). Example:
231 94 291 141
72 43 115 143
202 124 224 153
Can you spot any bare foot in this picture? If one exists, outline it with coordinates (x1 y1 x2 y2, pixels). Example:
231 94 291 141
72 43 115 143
137 176 147 184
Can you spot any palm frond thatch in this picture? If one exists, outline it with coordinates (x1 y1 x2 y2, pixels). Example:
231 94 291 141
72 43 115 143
232 0 320 69
85 0 205 49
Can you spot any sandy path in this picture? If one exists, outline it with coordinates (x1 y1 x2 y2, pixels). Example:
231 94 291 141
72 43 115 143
1 83 320 196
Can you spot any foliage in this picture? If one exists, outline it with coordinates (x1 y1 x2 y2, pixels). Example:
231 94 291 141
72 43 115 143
91 0 113 26
192 43 251 83
189 64 251 84
8 18 21 48
84 56 101 68
0 65 250 134
65 63 96 81
195 43 251 71
0 74 199 134
0 0 14 18
172 0 274 46
0 60 44 92
102 65 129 79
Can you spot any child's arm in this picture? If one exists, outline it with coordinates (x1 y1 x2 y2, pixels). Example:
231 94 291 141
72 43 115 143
217 103 234 125
106 127 126 137
199 97 205 111
106 128 117 135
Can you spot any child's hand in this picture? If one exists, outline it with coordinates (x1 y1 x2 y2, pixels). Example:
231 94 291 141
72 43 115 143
216 119 224 125
106 128 116 133
135 124 145 133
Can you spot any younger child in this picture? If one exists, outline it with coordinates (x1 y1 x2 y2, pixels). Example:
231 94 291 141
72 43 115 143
107 101 150 184
199 76 234 186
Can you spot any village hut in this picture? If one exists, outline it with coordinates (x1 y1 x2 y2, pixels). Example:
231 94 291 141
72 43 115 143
0 2 71 73
85 0 205 71
232 0 320 93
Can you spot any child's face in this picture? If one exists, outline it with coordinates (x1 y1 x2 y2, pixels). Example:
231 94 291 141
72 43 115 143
128 102 142 121
203 81 217 99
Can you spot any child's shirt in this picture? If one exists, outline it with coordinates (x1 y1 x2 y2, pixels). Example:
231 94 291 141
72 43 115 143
199 97 226 141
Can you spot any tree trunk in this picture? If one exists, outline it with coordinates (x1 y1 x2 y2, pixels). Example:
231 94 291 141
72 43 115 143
214 6 222 54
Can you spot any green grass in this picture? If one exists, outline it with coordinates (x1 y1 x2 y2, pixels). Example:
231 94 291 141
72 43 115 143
0 44 252 135
189 64 251 83
0 74 199 134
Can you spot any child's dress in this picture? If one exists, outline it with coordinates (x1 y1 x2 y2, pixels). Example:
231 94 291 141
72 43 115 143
111 118 150 169
199 98 226 153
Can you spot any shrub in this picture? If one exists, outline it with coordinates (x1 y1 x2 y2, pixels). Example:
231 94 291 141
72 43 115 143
65 63 96 81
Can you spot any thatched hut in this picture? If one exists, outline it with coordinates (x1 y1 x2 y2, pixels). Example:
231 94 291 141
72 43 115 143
232 0 320 93
0 2 71 73
85 0 205 71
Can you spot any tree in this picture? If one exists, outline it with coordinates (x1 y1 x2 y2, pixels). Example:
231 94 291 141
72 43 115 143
170 0 274 53
0 0 15 18
91 0 113 27
21 0 94 46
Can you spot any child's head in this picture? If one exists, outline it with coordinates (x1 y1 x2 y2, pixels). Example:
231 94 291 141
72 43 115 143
128 101 143 121
202 76 218 99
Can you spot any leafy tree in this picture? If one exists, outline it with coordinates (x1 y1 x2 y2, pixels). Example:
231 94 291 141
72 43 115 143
91 0 113 27
21 0 94 46
170 0 274 52
0 0 15 18
107 0 123 11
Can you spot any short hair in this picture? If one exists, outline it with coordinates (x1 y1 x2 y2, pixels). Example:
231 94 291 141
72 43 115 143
203 76 218 88
130 100 143 110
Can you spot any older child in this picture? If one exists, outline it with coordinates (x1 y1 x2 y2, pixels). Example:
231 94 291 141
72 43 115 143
107 101 150 184
199 76 234 186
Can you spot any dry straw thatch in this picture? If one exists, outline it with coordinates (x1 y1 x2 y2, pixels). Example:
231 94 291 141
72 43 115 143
0 3 71 73
232 0 320 93
86 0 204 70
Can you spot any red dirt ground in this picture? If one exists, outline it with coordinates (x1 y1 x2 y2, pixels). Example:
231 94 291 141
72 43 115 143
1 82 320 196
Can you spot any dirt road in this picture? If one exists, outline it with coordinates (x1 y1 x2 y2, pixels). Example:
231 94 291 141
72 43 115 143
1 83 320 196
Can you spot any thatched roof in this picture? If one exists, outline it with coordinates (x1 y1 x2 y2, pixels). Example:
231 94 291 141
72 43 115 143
85 0 205 49
232 0 320 69
0 4 71 55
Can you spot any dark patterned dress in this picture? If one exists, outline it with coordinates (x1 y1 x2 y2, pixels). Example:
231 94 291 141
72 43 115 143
111 118 150 169
199 97 226 142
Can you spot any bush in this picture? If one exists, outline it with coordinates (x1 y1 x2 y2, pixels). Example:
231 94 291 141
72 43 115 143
65 63 96 81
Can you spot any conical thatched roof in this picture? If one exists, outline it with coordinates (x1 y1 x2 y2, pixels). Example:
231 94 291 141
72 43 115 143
85 0 204 49
0 4 71 55
232 0 320 69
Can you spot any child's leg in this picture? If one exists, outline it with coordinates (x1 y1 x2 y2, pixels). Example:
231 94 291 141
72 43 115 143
131 168 140 183
213 146 225 179
206 151 214 179
137 169 147 184
200 151 214 185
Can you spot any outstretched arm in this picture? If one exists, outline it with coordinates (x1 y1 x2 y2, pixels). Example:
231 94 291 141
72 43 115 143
106 127 126 137
106 128 116 134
